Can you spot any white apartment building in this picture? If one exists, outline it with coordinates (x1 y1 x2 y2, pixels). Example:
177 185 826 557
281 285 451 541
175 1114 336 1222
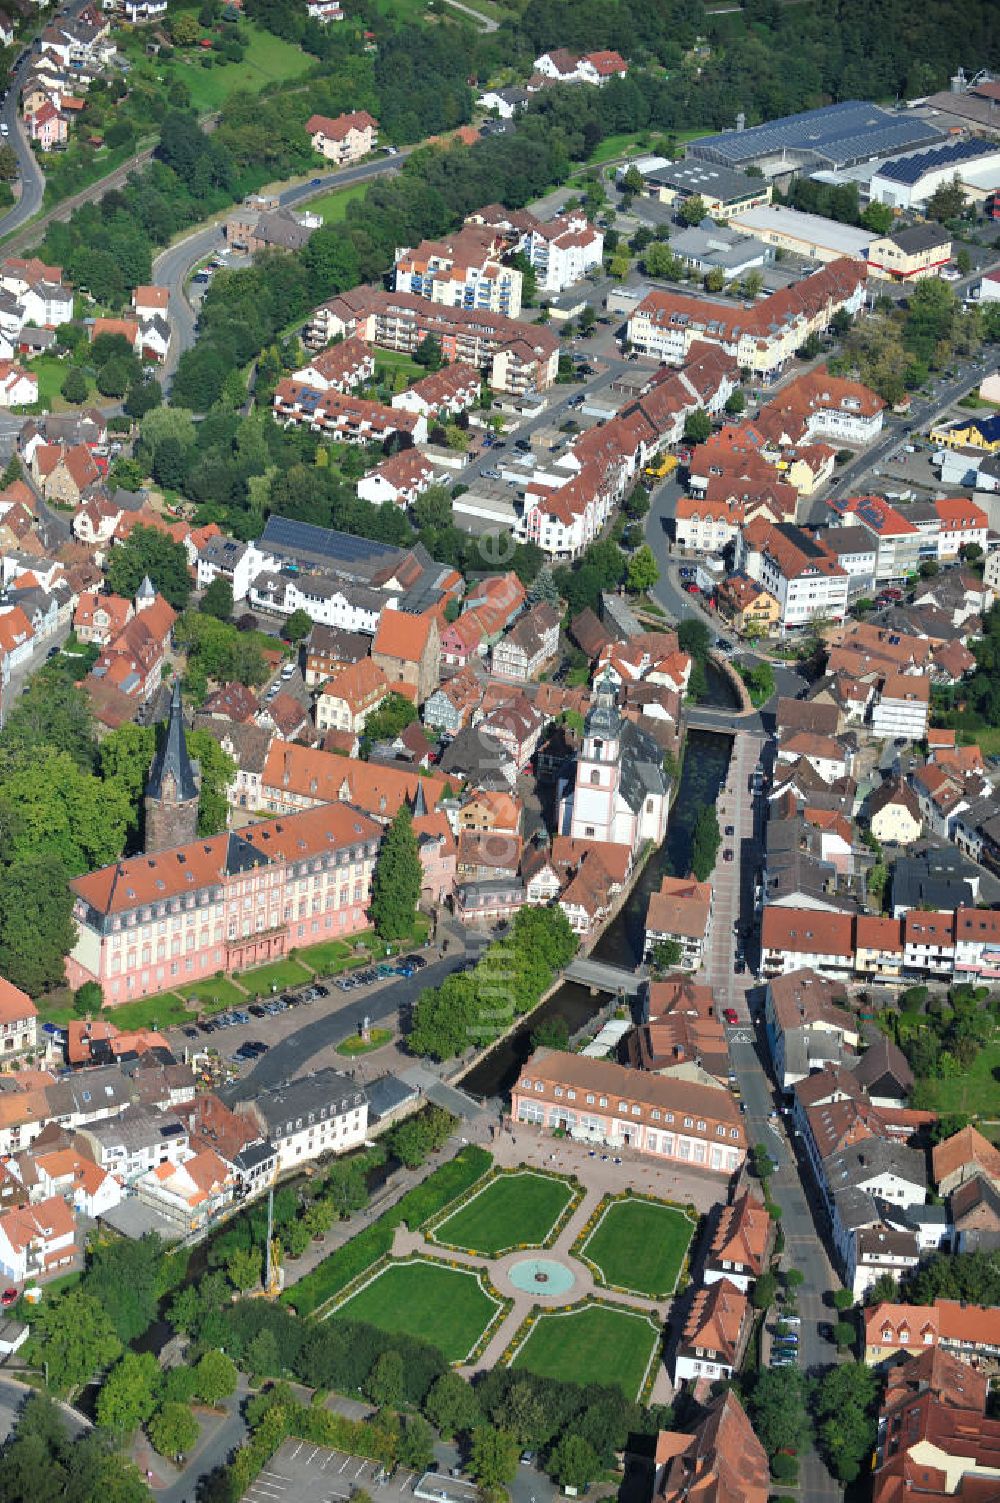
953 907 1000 982
753 524 849 631
902 912 956 980
243 1069 368 1175
394 227 523 318
75 1106 191 1184
520 214 604 294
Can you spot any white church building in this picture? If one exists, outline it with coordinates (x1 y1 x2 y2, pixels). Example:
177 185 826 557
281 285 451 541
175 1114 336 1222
559 675 671 851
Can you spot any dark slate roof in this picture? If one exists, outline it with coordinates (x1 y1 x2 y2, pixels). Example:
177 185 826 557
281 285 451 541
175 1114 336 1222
146 681 199 803
365 1072 420 1123
251 1067 366 1134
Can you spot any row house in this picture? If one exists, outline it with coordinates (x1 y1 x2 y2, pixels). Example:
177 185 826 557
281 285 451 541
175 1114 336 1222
303 624 370 687
760 906 855 979
739 520 849 631
315 657 389 734
763 967 857 1091
643 873 713 969
865 1299 1000 1368
476 694 546 772
702 1191 773 1293
238 1069 368 1175
490 601 560 681
763 902 1000 986
423 666 483 734
272 379 427 446
248 571 384 635
517 458 620 560
0 1195 76 1284
65 801 383 1005
391 362 482 420
872 1348 1000 1503
292 336 375 392
870 671 930 742
674 1278 751 1383
627 257 867 377
827 494 922 582
454 876 525 925
305 285 560 394
512 1049 747 1172
357 448 438 508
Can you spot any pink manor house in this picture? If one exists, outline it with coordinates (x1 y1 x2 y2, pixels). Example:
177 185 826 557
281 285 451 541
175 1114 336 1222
66 799 381 1005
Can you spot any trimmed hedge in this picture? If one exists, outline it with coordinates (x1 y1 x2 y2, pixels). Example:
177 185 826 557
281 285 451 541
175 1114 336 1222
285 1145 492 1317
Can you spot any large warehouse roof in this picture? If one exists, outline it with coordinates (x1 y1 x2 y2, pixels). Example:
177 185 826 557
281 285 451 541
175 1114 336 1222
872 135 1000 186
687 100 943 173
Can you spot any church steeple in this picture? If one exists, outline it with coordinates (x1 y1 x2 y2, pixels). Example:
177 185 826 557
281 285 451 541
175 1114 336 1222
144 682 201 852
412 780 428 819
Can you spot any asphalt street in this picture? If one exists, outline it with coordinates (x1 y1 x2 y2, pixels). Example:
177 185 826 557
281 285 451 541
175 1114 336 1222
220 948 468 1102
153 151 414 386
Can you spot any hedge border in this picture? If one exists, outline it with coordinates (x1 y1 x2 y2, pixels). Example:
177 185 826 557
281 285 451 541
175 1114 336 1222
426 1165 584 1258
571 1190 698 1300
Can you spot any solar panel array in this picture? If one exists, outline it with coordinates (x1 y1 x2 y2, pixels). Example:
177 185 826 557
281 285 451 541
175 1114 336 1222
261 514 401 567
688 100 943 170
874 135 999 185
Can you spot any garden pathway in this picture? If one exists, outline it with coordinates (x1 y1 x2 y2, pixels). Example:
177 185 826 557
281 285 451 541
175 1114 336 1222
391 1178 676 1403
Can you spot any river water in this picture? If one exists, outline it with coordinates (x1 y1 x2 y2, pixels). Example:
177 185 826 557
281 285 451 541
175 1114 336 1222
461 663 737 1101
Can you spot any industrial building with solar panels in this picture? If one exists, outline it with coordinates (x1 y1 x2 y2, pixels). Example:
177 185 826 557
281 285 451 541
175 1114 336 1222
685 100 944 179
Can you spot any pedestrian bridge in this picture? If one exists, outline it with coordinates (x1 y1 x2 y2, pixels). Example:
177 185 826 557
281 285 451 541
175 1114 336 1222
564 958 645 994
684 703 764 735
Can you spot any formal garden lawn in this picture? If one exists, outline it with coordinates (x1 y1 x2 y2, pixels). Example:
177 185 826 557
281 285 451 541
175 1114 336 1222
178 976 245 1011
298 939 357 975
510 1303 660 1399
432 1171 575 1255
581 1198 694 1297
332 1260 501 1362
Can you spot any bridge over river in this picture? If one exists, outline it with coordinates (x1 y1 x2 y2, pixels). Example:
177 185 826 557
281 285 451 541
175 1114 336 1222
564 957 646 994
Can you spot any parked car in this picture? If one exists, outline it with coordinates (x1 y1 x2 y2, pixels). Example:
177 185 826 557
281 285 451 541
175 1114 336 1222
1 1288 17 1307
723 848 734 862
722 1007 739 1025
248 1004 267 1018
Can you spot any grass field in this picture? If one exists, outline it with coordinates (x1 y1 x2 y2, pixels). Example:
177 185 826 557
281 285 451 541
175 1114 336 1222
299 939 356 974
99 993 191 1031
916 1038 1000 1117
19 355 97 415
334 1260 501 1361
337 1027 392 1056
511 1303 660 1399
308 182 370 224
119 16 312 113
581 1198 694 1297
433 1171 574 1255
239 958 312 995
177 976 245 1011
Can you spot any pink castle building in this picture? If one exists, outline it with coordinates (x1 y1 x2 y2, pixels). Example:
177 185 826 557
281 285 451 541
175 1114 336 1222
66 800 382 1005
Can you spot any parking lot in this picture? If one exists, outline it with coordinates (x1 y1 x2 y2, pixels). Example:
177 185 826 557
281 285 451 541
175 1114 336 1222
177 953 432 1069
240 1441 454 1503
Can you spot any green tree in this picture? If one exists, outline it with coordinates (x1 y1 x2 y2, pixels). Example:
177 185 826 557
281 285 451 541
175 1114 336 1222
124 378 163 420
861 201 894 235
724 388 745 415
746 1366 809 1457
424 1372 482 1438
414 335 443 371
926 178 966 222
171 10 201 44
60 367 89 405
97 1352 161 1434
680 195 707 226
0 855 76 994
548 1434 600 1491
751 1270 777 1310
812 1361 878 1483
361 691 418 753
106 524 192 609
742 269 765 299
704 266 726 293
26 1290 122 1394
832 1287 855 1312
690 804 721 881
2 671 96 772
371 804 421 942
365 1350 405 1408
281 609 313 643
73 980 103 1017
644 241 682 279
148 1401 199 1461
399 1414 435 1471
0 746 132 876
834 1319 856 1350
201 576 234 622
683 408 711 445
194 1350 238 1407
956 247 972 277
470 1426 519 1489
678 618 710 659
626 544 658 595
622 165 644 194
226 1246 263 1293
650 939 683 972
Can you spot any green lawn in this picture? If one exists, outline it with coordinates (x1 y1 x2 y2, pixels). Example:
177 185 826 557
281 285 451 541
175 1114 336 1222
118 16 312 113
337 1027 393 1056
308 182 370 224
102 993 192 1031
176 976 245 1011
18 355 98 415
433 1171 575 1255
916 1039 1000 1117
298 939 356 974
239 958 312 995
510 1303 660 1399
581 1198 694 1298
333 1260 501 1361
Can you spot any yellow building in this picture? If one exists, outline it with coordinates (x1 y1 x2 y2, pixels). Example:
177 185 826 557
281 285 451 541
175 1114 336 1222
717 573 780 637
868 778 922 847
867 223 952 282
930 413 1000 453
